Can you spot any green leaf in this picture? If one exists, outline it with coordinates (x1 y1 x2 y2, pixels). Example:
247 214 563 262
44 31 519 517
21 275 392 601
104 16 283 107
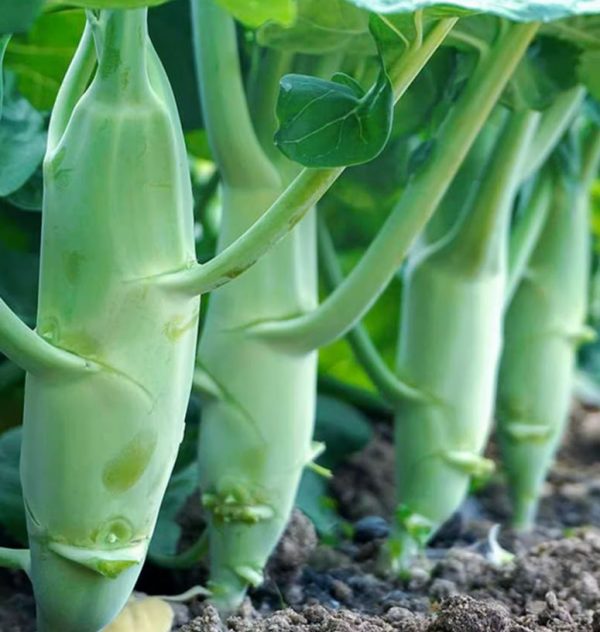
275 69 393 167
314 395 373 469
344 0 600 22
295 469 340 537
7 167 43 212
216 0 296 28
0 76 46 198
579 49 600 99
0 427 27 543
542 15 600 49
504 36 580 110
0 35 10 120
258 0 371 54
0 0 44 35
4 9 85 111
150 463 197 557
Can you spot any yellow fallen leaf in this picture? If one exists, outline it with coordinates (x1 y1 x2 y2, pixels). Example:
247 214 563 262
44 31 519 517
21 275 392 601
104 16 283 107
105 596 174 632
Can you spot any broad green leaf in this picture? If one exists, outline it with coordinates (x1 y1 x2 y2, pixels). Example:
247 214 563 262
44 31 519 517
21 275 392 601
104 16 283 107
7 167 43 211
0 35 9 119
578 49 600 98
344 0 600 22
258 0 371 54
216 0 296 28
504 36 580 110
542 15 600 49
275 70 393 167
5 9 85 111
0 75 46 198
0 0 44 35
0 427 27 543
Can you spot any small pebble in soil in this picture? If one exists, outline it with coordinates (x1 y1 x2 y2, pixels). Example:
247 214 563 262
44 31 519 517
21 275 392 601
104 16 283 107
353 516 391 543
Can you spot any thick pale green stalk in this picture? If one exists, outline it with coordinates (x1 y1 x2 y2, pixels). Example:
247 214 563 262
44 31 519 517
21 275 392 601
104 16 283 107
497 133 600 530
250 23 540 353
391 109 539 569
17 11 199 631
189 6 457 613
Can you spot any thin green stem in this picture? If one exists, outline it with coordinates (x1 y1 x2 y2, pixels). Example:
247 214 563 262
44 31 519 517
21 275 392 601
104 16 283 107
0 547 30 574
92 9 149 100
0 299 93 375
506 172 553 306
444 109 540 273
581 127 600 189
318 374 392 417
148 532 208 570
247 47 294 161
190 0 279 189
522 86 585 183
250 23 539 353
47 21 96 152
318 218 425 405
155 18 458 297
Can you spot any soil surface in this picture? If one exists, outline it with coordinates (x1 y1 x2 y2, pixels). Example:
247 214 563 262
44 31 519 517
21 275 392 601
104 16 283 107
3 403 600 631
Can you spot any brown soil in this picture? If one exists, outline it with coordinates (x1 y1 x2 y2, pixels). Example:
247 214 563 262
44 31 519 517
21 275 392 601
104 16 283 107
3 403 600 631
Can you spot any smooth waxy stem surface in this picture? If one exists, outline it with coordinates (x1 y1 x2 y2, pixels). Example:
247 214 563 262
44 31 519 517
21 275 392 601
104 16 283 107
20 10 198 631
497 169 593 530
391 109 539 568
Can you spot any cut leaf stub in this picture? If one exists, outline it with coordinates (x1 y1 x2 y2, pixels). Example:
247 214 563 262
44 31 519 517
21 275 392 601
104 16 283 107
344 0 600 22
275 71 394 168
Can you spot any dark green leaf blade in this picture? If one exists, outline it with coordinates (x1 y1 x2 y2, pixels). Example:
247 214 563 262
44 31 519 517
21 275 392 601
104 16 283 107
0 0 44 35
275 70 393 167
0 76 46 197
0 34 9 119
344 0 600 22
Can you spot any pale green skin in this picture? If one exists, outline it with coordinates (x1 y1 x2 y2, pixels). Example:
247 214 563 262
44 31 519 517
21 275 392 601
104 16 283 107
497 174 591 530
18 11 199 631
198 187 317 607
392 110 538 565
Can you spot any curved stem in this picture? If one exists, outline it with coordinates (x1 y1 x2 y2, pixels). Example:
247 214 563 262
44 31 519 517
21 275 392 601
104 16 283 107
250 23 539 353
318 218 425 405
522 86 585 183
0 299 93 375
317 374 392 417
148 531 208 570
155 18 457 297
0 547 30 574
581 127 600 189
506 172 553 306
190 0 279 189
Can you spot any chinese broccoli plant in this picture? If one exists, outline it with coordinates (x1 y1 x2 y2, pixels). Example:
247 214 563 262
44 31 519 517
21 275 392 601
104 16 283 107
0 0 599 630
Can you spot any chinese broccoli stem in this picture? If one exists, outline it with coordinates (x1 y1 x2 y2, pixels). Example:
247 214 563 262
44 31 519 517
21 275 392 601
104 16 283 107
497 130 600 530
189 0 457 612
391 108 540 569
2 10 200 631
